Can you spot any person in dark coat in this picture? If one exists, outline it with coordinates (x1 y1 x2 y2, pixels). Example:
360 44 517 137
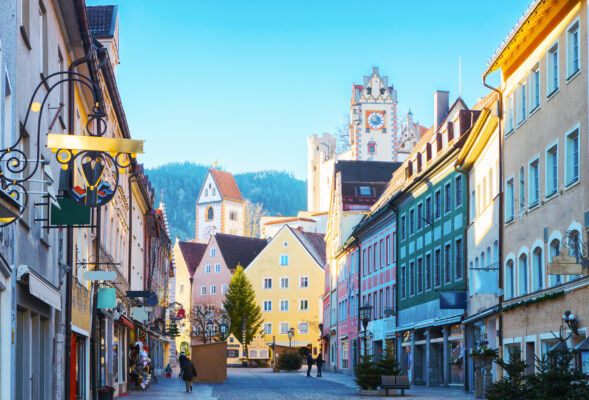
315 353 323 377
181 358 197 392
306 352 314 377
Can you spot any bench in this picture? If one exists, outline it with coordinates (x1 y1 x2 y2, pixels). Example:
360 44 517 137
381 375 410 396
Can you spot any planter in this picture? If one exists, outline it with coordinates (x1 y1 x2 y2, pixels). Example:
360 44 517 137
358 389 386 396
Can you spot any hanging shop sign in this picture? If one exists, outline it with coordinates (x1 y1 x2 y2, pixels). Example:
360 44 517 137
84 270 117 282
97 287 117 309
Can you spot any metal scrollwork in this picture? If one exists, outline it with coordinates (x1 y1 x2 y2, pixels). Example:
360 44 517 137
562 230 588 261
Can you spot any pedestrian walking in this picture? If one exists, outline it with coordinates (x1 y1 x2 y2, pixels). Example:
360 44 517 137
180 358 197 392
306 352 314 377
178 351 188 378
315 353 323 377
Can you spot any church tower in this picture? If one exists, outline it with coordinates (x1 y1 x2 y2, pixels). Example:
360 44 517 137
349 67 399 161
195 169 245 242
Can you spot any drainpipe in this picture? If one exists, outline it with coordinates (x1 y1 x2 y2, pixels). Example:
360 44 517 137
64 49 93 400
483 74 504 359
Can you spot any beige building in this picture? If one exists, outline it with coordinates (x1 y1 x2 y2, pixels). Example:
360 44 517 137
485 0 589 373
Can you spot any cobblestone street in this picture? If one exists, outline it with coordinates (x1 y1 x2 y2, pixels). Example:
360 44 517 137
116 368 476 400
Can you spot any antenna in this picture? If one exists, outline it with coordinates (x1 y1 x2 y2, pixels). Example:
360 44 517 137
458 56 462 98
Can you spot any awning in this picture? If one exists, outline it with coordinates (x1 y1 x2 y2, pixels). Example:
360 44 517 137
391 315 463 333
16 265 61 311
462 306 499 325
119 315 134 329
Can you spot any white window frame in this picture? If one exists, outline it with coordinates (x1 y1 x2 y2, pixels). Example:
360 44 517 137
263 322 272 335
200 286 206 295
545 140 558 197
547 41 559 97
566 18 580 79
280 276 289 289
564 125 580 187
210 285 216 295
263 300 272 312
529 64 540 112
263 277 272 289
222 284 228 294
279 322 289 334
279 299 289 312
298 321 309 335
205 264 211 274
299 276 309 288
528 156 540 208
211 247 216 257
214 263 220 273
506 93 515 133
517 82 526 125
280 254 289 266
299 299 309 311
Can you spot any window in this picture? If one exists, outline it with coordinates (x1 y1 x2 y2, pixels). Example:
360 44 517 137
341 341 349 369
222 284 228 294
529 159 539 207
368 143 376 153
519 166 525 210
200 286 206 295
417 258 423 293
455 239 463 279
546 144 558 196
519 254 528 296
565 128 579 186
215 263 220 273
547 43 559 95
280 277 289 289
507 94 514 132
280 299 289 311
263 300 272 312
505 260 514 299
417 203 423 230
211 285 217 295
298 322 309 334
506 178 514 222
567 20 580 78
368 247 372 272
229 210 237 220
409 262 415 295
434 190 441 219
549 239 562 286
400 215 406 240
299 276 308 288
409 209 415 235
425 197 432 222
455 176 462 207
263 323 272 335
400 265 406 298
205 264 211 274
530 66 540 111
444 182 452 213
444 244 451 283
532 247 543 291
207 206 214 221
385 236 390 265
39 2 48 76
392 233 396 262
434 249 441 287
279 322 289 334
518 82 526 123
359 186 371 196
299 299 309 311
263 278 272 289
211 247 216 256
280 254 289 266
380 239 385 267
425 253 432 290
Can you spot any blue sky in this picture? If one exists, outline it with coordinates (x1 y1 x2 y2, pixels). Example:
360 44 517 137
87 0 531 179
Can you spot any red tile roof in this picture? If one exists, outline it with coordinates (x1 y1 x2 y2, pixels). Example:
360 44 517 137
178 241 207 277
209 169 243 202
215 233 267 269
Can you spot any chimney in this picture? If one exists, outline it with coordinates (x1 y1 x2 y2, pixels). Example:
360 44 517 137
434 90 450 129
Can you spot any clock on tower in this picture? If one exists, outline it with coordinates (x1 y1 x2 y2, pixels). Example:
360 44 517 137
366 111 385 130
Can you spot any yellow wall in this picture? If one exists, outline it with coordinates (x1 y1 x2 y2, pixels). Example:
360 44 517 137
172 243 194 359
245 227 324 350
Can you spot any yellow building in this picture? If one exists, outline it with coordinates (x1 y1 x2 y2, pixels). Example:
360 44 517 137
245 225 325 353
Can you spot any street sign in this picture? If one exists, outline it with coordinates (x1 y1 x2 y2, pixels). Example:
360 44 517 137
97 288 116 309
84 270 117 281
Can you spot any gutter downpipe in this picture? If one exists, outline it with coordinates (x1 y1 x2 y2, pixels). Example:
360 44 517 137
483 73 504 368
65 49 92 400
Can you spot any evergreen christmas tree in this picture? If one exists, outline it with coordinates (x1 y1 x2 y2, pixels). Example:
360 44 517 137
377 344 401 376
223 266 263 355
167 321 180 338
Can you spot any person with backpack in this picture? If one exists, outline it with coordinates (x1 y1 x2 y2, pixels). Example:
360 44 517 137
180 358 197 392
306 351 314 377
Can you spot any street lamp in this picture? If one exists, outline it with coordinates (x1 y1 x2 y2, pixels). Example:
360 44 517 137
359 303 373 357
220 322 228 341
288 328 295 348
207 319 213 343
562 310 579 336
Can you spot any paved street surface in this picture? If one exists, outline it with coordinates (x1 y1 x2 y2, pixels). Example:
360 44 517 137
116 368 475 400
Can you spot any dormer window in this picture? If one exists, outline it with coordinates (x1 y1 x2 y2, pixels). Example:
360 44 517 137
447 122 454 141
366 87 372 95
426 143 432 161
359 186 371 196
436 133 443 152
380 88 385 95
417 152 422 172
406 161 413 178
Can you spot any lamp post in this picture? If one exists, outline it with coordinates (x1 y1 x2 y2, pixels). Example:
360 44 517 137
207 319 213 343
359 303 373 357
562 310 579 336
288 328 295 348
220 322 228 341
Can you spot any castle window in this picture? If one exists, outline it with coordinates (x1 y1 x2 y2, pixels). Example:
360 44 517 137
229 211 237 221
380 88 385 95
366 87 372 95
367 142 376 154
207 206 214 221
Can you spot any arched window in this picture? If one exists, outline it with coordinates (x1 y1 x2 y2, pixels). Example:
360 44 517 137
505 260 514 299
518 254 528 296
486 247 492 268
481 252 485 269
367 142 376 154
532 247 543 291
493 241 499 267
549 239 561 286
206 206 214 221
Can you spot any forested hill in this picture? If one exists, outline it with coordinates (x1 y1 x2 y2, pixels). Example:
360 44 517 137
146 162 307 241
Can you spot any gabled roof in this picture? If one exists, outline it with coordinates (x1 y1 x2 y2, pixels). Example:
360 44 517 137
290 227 326 267
335 160 400 183
87 5 117 38
209 169 244 202
215 233 267 269
178 241 207 277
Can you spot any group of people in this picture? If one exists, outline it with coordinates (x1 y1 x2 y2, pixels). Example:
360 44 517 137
306 352 323 377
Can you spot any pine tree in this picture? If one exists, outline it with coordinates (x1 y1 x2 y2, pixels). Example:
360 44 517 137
167 321 180 338
377 344 401 376
223 266 263 356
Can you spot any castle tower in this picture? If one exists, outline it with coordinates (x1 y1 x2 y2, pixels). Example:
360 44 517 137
195 169 245 242
349 67 399 161
307 133 336 212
